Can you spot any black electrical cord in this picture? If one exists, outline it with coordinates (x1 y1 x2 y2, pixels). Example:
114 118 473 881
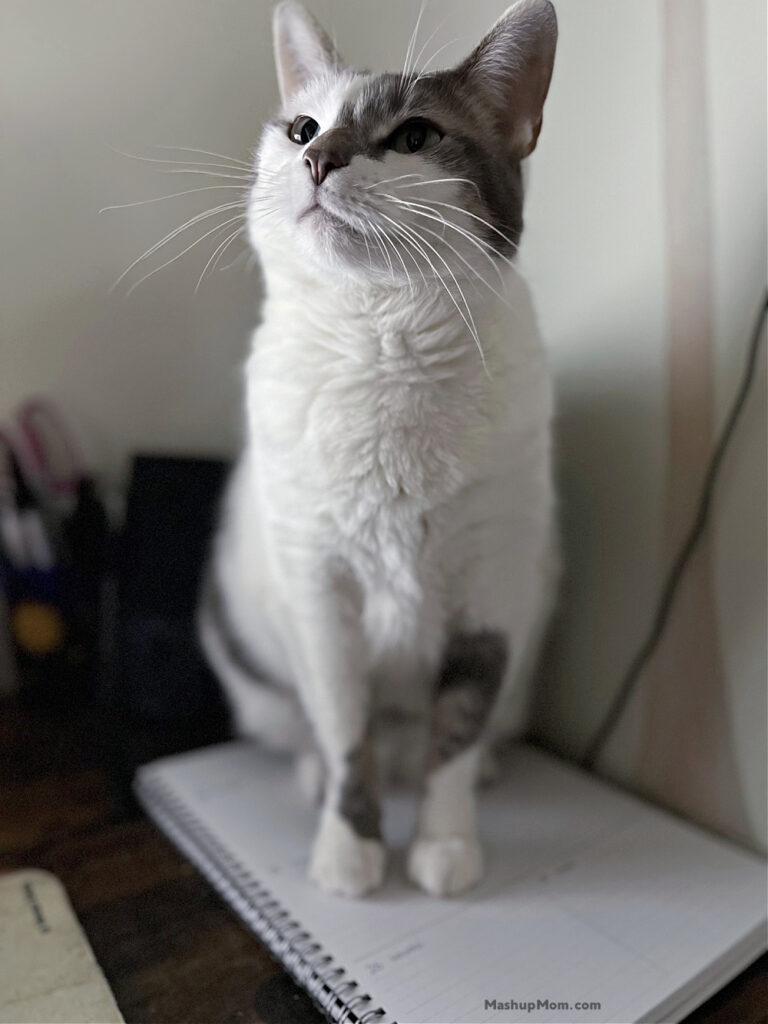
581 291 768 771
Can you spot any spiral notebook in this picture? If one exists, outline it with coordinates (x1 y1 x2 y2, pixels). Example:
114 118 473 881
134 741 767 1024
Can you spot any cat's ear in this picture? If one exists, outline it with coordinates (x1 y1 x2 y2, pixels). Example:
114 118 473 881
457 0 557 159
272 1 344 103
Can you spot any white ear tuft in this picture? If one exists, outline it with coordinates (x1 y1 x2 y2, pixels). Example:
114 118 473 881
459 0 558 159
272 1 344 103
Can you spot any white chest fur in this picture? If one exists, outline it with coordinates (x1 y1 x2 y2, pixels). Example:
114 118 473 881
233 265 551 660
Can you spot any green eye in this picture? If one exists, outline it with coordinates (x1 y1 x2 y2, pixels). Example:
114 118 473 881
289 115 320 145
389 118 442 154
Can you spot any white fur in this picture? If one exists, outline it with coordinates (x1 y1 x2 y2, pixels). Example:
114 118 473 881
309 807 386 898
408 834 484 897
408 746 485 895
213 260 558 745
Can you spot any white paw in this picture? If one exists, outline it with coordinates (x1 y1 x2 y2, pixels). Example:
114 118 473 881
308 811 386 898
407 835 484 897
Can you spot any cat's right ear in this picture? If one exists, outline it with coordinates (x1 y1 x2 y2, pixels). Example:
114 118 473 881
456 0 557 160
273 1 344 103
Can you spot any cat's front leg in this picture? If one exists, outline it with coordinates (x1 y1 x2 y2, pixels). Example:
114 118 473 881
308 733 384 898
407 631 507 897
292 579 385 898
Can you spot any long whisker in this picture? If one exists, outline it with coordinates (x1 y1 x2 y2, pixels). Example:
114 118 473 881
410 37 460 83
111 200 246 291
413 221 509 303
216 240 251 274
386 217 478 347
195 225 245 292
362 173 424 191
125 214 243 297
408 22 442 81
161 169 252 180
99 185 247 214
154 145 251 168
409 196 520 252
377 211 489 376
373 223 413 286
368 222 396 281
109 146 251 174
390 176 482 199
384 197 511 280
402 0 428 86
383 194 514 270
385 221 429 290
358 217 374 269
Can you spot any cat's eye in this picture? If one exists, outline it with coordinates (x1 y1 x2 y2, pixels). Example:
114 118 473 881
289 115 320 145
389 119 442 154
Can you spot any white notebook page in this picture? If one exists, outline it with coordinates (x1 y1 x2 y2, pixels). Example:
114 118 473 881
137 742 767 1024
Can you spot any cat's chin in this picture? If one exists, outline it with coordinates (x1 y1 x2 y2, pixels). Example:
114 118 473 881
297 198 345 228
299 225 401 284
251 214 408 286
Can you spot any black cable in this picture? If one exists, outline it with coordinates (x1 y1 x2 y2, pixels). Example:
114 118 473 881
580 291 768 771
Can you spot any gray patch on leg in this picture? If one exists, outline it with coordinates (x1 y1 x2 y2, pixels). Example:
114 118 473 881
337 742 381 840
431 631 508 765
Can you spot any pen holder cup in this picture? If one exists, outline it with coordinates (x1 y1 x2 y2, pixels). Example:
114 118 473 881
0 558 99 706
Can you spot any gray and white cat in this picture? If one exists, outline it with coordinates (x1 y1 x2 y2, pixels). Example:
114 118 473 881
199 0 559 898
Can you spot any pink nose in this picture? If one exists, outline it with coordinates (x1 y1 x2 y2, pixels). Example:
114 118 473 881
304 148 347 186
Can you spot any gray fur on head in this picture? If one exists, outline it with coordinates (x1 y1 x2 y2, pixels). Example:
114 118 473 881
253 1 557 282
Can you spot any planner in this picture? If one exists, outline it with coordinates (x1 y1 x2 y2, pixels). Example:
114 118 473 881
135 741 767 1024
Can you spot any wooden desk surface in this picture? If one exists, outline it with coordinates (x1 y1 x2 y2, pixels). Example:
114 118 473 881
1 700 766 1024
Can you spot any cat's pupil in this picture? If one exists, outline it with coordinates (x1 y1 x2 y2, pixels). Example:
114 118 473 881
289 115 319 146
406 125 427 152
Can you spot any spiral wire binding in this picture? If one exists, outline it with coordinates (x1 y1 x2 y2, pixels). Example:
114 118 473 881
135 769 390 1024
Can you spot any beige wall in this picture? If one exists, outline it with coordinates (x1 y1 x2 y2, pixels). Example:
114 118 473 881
1 1 765 847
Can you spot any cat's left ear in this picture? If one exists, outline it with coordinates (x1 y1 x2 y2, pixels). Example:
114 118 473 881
456 0 557 159
273 1 344 103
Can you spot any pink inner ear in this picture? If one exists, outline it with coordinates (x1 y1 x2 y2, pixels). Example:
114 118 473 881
273 1 344 103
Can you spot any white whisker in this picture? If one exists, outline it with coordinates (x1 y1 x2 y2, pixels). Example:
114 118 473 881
410 37 460 84
409 22 442 81
109 146 252 175
402 0 428 85
384 194 514 270
377 211 489 377
375 223 413 285
217 244 251 274
195 225 245 292
385 221 429 290
99 185 247 214
108 145 250 173
414 221 509 303
154 145 251 168
363 173 424 191
111 200 246 291
392 177 482 199
124 214 243 297
369 222 396 281
411 196 520 252
161 169 252 180
376 209 487 374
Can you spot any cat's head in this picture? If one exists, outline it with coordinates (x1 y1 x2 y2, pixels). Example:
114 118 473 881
249 0 557 286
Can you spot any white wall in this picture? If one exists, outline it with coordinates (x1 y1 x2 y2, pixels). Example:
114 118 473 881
705 0 767 847
1 1 765 846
